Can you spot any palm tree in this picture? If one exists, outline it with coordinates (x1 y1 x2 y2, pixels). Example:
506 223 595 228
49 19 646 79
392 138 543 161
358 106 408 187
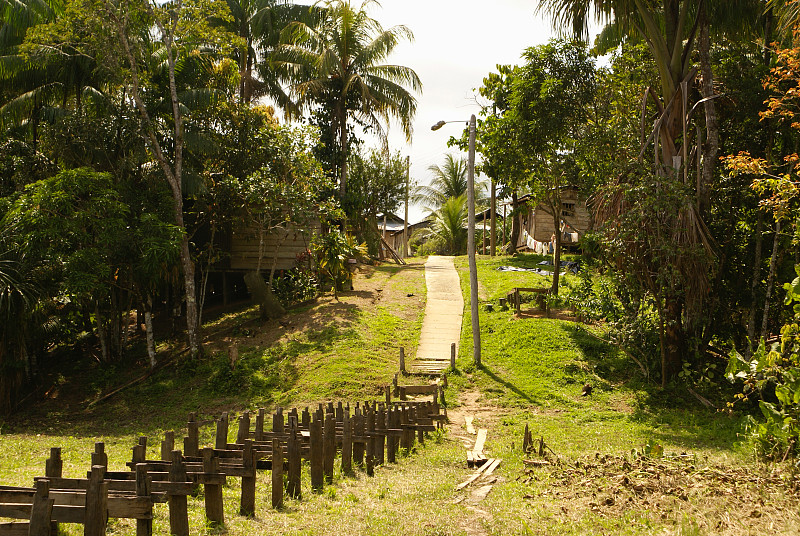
211 0 318 104
413 153 487 213
276 0 421 196
420 195 468 255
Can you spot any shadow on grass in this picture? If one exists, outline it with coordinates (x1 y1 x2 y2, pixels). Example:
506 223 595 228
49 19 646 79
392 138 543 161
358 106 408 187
477 364 538 405
563 323 747 453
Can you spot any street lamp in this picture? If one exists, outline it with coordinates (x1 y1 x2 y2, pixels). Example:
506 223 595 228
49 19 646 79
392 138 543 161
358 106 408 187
431 114 481 367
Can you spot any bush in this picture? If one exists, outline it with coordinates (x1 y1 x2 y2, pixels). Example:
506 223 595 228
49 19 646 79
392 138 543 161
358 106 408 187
727 265 800 461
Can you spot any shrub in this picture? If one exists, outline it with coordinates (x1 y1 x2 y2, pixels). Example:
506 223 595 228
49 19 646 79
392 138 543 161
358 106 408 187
726 265 800 461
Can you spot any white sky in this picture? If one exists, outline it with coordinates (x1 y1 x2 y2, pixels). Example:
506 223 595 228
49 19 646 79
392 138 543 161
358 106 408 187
363 0 568 223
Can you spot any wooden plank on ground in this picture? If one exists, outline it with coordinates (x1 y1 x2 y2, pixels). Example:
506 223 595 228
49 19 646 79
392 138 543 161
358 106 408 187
455 459 495 491
464 416 476 435
473 428 487 456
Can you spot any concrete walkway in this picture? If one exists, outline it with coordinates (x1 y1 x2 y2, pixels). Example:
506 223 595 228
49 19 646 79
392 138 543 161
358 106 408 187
411 255 464 374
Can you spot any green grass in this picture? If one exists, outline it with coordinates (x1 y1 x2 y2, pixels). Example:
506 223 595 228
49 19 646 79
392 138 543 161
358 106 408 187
452 254 750 459
1 254 797 536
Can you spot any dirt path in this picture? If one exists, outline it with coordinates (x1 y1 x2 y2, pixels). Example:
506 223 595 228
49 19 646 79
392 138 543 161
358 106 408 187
447 390 506 536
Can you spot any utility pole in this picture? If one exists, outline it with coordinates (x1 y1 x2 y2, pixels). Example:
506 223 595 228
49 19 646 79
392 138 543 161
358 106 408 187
490 181 496 256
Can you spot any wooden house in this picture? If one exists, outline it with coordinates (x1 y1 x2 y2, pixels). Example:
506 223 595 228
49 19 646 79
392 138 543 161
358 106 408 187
512 186 592 251
203 222 317 306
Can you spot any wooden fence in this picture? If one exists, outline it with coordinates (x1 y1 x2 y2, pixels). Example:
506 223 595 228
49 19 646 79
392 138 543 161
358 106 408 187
0 397 445 535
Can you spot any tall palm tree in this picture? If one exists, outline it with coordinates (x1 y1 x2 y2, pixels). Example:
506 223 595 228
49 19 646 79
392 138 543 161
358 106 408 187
421 195 468 255
211 0 318 104
413 153 487 213
276 0 421 196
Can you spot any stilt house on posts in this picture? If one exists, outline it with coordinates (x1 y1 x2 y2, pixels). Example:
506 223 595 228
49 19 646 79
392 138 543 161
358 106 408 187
512 186 592 252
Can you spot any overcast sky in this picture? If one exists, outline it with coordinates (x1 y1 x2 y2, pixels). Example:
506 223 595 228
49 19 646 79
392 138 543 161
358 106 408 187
359 0 568 223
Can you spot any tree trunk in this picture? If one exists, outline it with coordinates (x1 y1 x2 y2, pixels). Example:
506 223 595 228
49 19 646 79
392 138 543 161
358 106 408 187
761 220 782 340
95 302 109 363
746 210 764 353
698 8 718 215
509 191 519 254
144 295 156 369
551 205 561 296
662 297 685 387
338 106 348 197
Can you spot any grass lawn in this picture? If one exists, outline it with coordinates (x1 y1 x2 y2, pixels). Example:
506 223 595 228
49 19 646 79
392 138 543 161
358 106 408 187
1 254 798 535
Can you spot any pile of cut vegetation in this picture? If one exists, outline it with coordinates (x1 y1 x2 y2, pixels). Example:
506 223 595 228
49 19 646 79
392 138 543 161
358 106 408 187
519 444 800 534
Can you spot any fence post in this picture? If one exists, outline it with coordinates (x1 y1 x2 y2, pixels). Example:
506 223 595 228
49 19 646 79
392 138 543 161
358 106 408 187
91 443 107 470
273 407 284 435
323 410 335 484
255 409 265 442
450 342 456 369
376 404 386 466
161 431 174 461
185 413 199 457
353 405 364 467
240 439 256 516
215 412 229 450
29 479 53 536
387 407 397 464
84 466 108 536
44 448 61 536
365 403 375 477
237 411 250 444
202 448 224 524
168 451 189 536
286 423 302 500
310 411 324 492
135 464 153 536
271 437 283 509
341 406 352 475
399 347 406 374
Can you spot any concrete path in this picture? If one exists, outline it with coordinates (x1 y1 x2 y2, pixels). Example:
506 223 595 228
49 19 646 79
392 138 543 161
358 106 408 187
411 255 463 374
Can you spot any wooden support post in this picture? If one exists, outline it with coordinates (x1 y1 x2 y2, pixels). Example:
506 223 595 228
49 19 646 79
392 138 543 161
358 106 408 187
439 384 446 407
271 437 283 509
273 407 284 435
365 404 375 477
301 408 310 430
132 437 147 464
202 448 224 524
352 406 364 467
237 411 250 444
45 447 61 536
185 413 199 458
286 424 302 499
515 288 521 315
45 448 62 478
376 405 385 466
384 385 391 404
387 408 397 464
91 442 108 470
135 464 153 536
168 451 189 536
29 479 53 536
336 402 343 423
215 413 229 450
310 412 323 492
161 431 175 461
401 406 411 454
450 343 456 369
399 347 406 374
341 407 352 475
323 411 335 484
84 466 108 536
240 440 256 517
255 409 265 442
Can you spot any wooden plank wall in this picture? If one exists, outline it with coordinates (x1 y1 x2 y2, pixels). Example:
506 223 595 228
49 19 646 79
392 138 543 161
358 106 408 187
228 222 317 272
